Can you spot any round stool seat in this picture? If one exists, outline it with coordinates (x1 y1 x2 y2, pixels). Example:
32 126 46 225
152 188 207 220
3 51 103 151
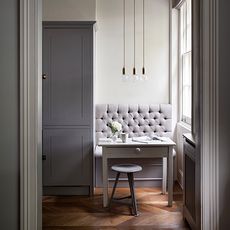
111 164 142 173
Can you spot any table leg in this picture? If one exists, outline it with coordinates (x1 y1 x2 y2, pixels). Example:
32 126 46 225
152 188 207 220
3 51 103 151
168 146 173 207
162 157 167 194
102 150 109 207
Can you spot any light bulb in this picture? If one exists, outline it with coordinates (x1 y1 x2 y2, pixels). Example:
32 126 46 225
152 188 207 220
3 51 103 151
142 74 148 81
139 75 144 81
121 67 130 81
122 74 130 81
132 67 139 81
133 74 139 81
142 67 148 81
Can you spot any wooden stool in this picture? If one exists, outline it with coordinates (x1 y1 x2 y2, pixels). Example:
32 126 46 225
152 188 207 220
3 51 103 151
109 164 142 216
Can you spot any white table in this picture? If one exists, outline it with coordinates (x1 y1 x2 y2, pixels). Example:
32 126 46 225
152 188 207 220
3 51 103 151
98 138 176 207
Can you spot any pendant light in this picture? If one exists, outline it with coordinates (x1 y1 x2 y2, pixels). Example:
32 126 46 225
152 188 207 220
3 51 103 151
121 0 129 81
142 0 148 80
133 0 139 81
121 0 148 81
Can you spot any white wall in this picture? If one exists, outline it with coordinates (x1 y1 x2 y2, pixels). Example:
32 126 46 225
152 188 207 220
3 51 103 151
42 0 170 104
95 0 170 104
43 0 96 21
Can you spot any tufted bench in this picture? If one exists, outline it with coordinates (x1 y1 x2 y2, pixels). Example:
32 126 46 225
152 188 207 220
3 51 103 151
95 104 174 187
95 104 172 140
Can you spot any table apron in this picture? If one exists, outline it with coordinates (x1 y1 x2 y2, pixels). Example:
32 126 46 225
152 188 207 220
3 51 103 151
103 147 169 159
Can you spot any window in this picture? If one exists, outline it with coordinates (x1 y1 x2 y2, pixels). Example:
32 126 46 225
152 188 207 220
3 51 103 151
180 0 192 125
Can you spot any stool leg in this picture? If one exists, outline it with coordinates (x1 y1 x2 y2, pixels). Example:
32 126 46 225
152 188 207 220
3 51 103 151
109 172 120 208
127 173 139 216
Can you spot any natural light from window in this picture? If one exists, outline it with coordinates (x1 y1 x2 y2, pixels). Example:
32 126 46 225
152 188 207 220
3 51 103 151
180 0 192 125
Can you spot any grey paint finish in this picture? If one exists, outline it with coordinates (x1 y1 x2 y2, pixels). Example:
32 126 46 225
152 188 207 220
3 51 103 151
43 27 93 126
183 136 196 229
0 0 19 229
219 1 230 228
43 128 92 186
42 22 94 195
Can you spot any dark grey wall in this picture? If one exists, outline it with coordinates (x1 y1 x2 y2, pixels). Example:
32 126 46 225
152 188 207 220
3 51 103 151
0 0 19 229
219 0 230 229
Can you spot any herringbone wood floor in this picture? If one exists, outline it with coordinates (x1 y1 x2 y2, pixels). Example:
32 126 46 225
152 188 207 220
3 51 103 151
43 184 190 230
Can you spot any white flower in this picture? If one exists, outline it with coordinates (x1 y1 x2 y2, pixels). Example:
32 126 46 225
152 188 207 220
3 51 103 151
112 121 122 131
109 121 122 134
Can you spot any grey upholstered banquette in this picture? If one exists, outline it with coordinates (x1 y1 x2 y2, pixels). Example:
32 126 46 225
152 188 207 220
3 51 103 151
95 104 173 187
95 104 172 142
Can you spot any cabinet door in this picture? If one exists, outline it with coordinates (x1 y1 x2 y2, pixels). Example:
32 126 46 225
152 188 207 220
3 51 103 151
42 27 93 126
42 128 92 186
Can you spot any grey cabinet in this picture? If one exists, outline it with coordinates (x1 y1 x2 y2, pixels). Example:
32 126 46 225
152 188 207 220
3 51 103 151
183 133 200 229
43 129 92 186
42 22 94 195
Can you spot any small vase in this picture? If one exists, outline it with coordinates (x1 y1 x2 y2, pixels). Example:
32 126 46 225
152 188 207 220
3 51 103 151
111 133 117 142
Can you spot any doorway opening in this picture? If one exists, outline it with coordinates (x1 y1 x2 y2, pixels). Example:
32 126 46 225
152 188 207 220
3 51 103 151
19 0 220 229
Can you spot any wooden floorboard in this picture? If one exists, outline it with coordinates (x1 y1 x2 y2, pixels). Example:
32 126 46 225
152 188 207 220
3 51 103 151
43 184 190 230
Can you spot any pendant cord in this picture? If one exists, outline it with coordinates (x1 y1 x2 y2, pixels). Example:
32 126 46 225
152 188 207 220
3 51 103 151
123 0 126 68
143 0 145 68
134 0 136 69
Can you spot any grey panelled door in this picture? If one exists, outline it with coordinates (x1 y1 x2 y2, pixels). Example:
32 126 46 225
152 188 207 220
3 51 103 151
42 22 94 195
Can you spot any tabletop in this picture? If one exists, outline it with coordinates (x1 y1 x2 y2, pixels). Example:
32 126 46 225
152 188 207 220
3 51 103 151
98 137 176 147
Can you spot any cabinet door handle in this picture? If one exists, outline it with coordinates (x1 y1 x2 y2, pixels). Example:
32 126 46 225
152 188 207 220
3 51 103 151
42 154 47 160
136 148 141 152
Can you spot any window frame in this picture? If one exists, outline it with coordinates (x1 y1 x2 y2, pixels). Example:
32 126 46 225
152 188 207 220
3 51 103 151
178 0 192 126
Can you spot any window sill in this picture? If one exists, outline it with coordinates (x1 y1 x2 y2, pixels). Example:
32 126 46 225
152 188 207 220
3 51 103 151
177 121 192 132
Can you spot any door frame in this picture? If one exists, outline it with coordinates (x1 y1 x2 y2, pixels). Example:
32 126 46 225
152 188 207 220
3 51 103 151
19 0 219 229
199 0 219 228
20 0 42 229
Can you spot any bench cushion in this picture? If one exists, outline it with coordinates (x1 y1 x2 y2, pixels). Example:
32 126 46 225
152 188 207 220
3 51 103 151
95 104 172 144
